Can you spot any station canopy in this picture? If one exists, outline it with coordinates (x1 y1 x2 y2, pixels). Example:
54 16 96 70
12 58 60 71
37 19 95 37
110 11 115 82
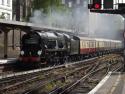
0 19 72 33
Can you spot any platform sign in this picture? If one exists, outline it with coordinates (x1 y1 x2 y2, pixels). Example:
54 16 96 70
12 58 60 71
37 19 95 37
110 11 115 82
104 0 113 9
89 0 125 9
118 3 125 9
88 0 125 14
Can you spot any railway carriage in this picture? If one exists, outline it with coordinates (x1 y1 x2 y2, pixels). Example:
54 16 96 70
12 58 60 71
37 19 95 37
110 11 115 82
79 37 96 57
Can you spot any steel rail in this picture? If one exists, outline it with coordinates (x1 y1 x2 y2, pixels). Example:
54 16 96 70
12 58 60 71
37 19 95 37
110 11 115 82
59 62 122 94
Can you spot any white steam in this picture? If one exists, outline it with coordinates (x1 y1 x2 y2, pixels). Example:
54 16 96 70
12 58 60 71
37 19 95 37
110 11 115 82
30 0 124 40
89 13 124 40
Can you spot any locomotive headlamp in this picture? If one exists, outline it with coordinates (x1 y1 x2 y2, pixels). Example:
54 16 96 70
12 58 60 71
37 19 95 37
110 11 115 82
20 51 24 55
37 50 42 55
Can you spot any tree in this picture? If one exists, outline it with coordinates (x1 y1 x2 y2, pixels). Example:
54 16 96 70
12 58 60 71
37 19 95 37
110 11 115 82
32 0 69 14
31 0 71 28
0 13 5 19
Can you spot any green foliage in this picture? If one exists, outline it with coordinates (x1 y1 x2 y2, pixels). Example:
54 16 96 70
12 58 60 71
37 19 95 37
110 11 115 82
32 0 70 14
0 13 5 19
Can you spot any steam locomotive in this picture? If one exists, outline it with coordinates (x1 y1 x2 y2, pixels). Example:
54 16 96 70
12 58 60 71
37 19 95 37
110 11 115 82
19 30 123 66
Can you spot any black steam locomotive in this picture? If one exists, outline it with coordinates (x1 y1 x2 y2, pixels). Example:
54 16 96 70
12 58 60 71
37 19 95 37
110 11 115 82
19 30 123 66
19 30 79 65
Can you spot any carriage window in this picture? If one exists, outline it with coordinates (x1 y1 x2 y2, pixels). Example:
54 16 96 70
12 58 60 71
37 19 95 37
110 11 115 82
82 42 84 47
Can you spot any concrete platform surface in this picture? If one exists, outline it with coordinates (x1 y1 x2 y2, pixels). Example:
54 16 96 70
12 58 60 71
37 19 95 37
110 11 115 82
0 58 16 64
88 72 125 94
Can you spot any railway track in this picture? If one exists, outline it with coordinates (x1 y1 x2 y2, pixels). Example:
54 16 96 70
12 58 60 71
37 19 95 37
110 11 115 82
0 56 98 76
0 61 96 93
47 55 123 94
49 58 123 94
0 54 123 94
0 54 120 75
23 54 124 94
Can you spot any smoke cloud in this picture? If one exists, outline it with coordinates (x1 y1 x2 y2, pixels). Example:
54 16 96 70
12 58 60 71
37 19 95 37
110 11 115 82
30 0 124 41
89 13 124 40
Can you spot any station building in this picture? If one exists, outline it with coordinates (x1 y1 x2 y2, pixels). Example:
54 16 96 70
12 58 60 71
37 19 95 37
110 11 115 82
0 0 12 20
62 0 86 7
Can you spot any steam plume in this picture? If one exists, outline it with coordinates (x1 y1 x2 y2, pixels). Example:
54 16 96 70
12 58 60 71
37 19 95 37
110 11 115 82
30 0 124 41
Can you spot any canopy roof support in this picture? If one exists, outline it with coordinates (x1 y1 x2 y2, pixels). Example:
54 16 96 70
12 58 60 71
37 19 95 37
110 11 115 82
4 31 8 58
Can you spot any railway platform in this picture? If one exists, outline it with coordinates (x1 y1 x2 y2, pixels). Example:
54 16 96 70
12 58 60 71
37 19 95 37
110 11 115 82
88 72 125 94
0 58 16 64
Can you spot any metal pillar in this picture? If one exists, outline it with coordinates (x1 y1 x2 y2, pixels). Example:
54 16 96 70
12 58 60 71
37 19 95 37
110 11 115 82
20 30 22 46
12 29 15 50
16 0 20 21
124 19 125 71
4 31 8 58
122 14 125 71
